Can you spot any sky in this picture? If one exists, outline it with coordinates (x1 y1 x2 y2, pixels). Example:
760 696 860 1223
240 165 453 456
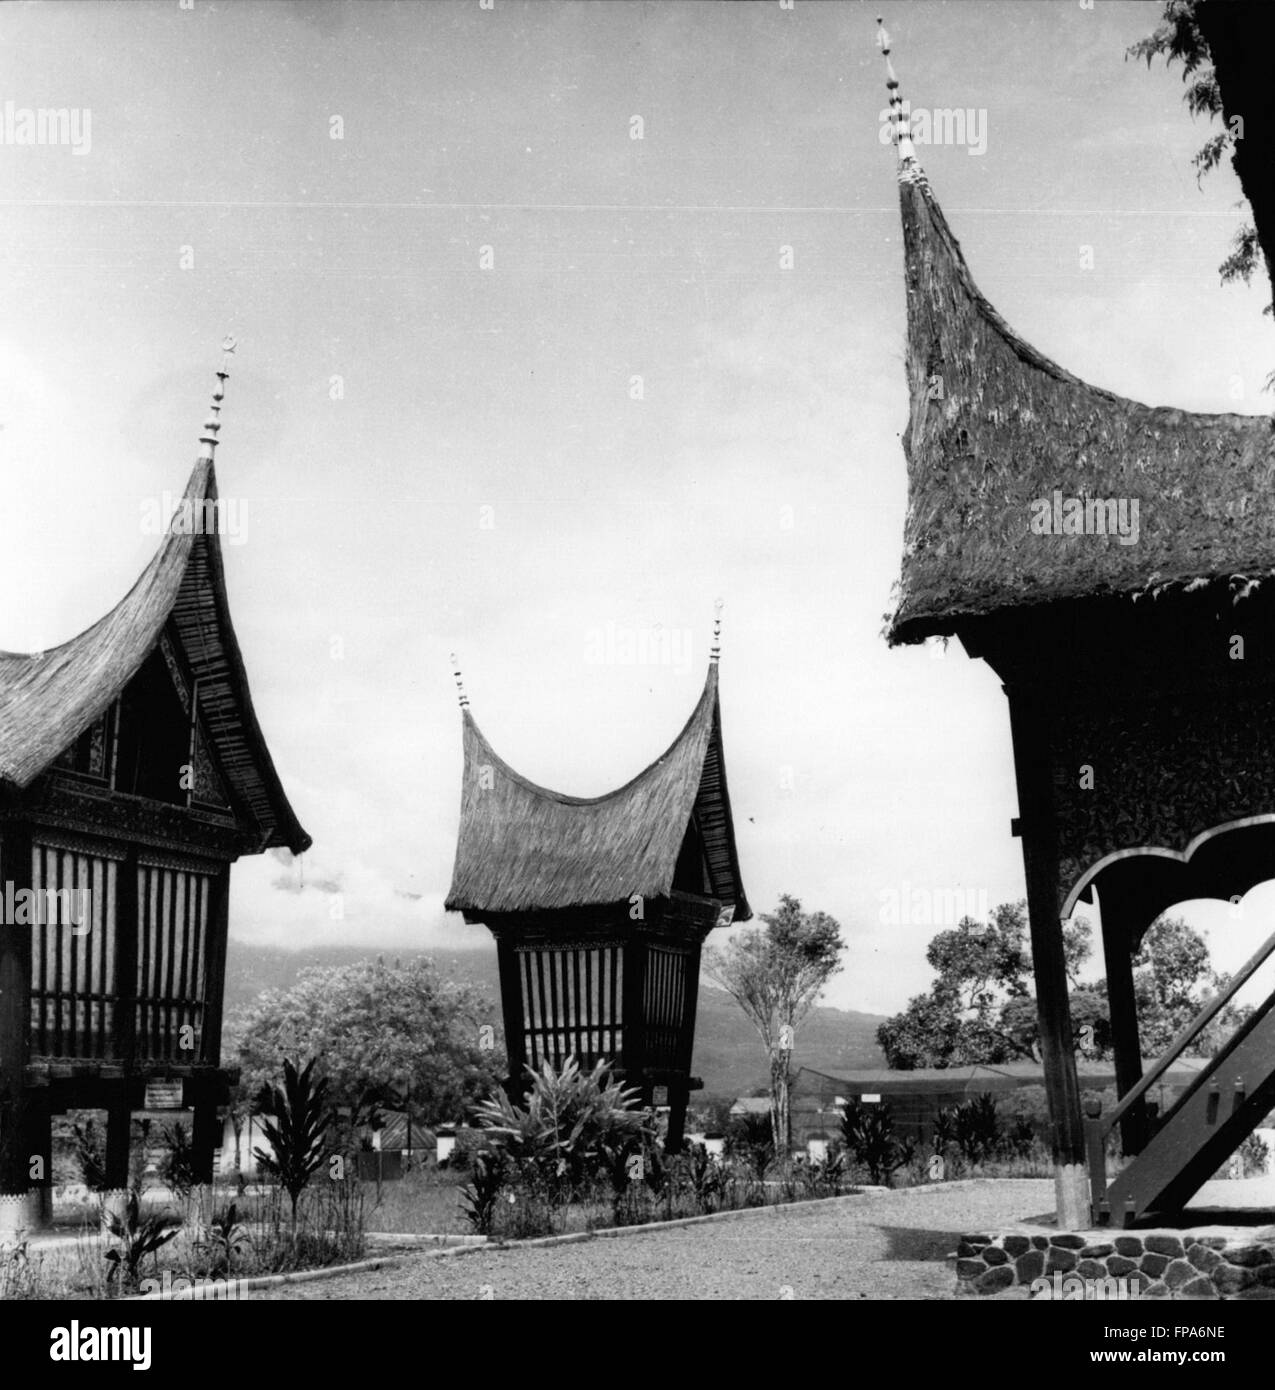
3 0 1275 1017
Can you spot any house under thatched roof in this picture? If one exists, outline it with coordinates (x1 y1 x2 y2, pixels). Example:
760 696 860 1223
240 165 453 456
444 661 749 921
0 458 310 854
886 103 1275 646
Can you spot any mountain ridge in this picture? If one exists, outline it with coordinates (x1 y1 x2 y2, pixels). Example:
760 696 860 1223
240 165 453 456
223 941 887 1097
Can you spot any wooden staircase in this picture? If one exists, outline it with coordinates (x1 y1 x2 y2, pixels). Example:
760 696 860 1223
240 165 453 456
1087 929 1275 1227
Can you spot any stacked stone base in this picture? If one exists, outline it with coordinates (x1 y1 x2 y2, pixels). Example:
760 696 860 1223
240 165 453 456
956 1230 1275 1299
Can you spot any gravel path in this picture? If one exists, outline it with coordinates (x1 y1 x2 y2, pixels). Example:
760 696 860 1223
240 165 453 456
261 1180 1059 1300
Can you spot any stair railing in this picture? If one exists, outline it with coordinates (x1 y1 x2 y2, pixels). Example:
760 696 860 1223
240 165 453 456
1085 922 1275 1223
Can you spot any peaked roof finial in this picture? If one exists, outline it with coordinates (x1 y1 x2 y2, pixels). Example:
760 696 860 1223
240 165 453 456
450 652 470 709
877 16 917 169
198 335 237 462
709 598 724 665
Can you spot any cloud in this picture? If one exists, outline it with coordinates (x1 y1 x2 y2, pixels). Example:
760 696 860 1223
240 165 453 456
230 850 476 953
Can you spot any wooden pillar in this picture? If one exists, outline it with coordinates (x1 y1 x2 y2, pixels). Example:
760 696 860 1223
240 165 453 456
494 936 527 1100
21 1084 52 1226
665 1082 690 1153
1007 693 1088 1230
1097 883 1148 1155
201 864 231 1067
103 1081 131 1190
621 936 648 1098
191 1080 219 1185
0 823 33 1195
113 847 138 1066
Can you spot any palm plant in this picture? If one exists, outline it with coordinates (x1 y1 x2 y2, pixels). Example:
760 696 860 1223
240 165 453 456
103 1190 179 1289
253 1057 333 1237
471 1056 652 1193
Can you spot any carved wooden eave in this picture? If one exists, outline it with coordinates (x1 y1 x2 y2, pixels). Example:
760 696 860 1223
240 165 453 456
0 458 310 857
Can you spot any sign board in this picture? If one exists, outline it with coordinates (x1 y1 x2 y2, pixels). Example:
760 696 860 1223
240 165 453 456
144 1080 184 1110
860 1094 881 1104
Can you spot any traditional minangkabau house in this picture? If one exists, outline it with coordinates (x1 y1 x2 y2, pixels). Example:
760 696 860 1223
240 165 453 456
444 608 749 1149
0 344 310 1227
881 22 1275 1227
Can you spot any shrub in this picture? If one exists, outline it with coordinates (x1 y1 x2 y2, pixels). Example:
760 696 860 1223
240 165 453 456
103 1190 180 1290
724 1112 774 1179
840 1100 914 1185
72 1119 109 1192
160 1122 199 1200
459 1151 507 1235
953 1093 1000 1165
471 1056 653 1194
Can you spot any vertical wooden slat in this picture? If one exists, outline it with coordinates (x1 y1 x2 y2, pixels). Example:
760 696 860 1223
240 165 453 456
138 866 152 1059
535 950 549 1066
520 951 532 1069
32 847 45 1055
112 851 137 1066
201 866 230 1067
193 875 209 1045
164 870 178 1059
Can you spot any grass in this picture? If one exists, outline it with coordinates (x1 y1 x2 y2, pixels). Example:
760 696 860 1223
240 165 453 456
362 1168 470 1235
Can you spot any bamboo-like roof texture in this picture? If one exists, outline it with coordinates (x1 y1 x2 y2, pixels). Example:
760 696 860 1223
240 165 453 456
445 663 749 920
887 152 1275 645
0 459 310 854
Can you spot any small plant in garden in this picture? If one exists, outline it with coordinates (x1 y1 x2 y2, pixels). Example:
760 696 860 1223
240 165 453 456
161 1121 199 1200
471 1056 653 1193
0 1241 38 1300
1236 1131 1271 1179
253 1057 334 1236
195 1201 249 1278
103 1190 179 1289
459 1150 507 1235
72 1119 109 1192
952 1093 1000 1164
841 1099 914 1185
725 1111 774 1180
932 1105 959 1155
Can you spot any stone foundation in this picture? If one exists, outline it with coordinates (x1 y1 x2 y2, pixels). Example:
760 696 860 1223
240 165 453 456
955 1229 1275 1299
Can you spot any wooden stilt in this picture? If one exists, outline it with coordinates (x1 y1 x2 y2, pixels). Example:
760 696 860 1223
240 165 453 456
494 937 527 1102
104 1084 132 1191
1008 693 1088 1230
21 1085 53 1227
1098 883 1149 1155
0 825 32 1195
665 1082 689 1153
191 1083 219 1185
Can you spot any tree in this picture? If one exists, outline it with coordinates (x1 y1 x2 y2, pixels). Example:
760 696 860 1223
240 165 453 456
234 956 504 1136
253 1057 333 1237
1130 2 1275 313
702 894 843 1154
877 903 1244 1069
876 902 1091 1068
1127 916 1250 1056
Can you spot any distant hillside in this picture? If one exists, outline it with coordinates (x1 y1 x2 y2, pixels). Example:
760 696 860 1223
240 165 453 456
223 940 887 1098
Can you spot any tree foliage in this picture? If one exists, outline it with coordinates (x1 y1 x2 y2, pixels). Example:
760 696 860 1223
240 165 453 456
703 894 843 1152
877 903 1243 1070
232 956 504 1132
1129 1 1271 311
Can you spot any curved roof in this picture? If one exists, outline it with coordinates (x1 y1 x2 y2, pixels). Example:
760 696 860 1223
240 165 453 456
0 459 310 855
445 662 749 919
887 152 1275 645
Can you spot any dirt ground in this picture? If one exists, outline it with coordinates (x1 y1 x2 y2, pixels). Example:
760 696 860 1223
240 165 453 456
262 1179 1062 1300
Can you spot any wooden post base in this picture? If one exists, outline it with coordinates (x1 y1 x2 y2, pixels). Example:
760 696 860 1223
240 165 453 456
1055 1162 1091 1232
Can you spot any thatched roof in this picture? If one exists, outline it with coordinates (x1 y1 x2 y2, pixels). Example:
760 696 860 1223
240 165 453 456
445 663 749 920
887 151 1275 645
0 459 310 854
